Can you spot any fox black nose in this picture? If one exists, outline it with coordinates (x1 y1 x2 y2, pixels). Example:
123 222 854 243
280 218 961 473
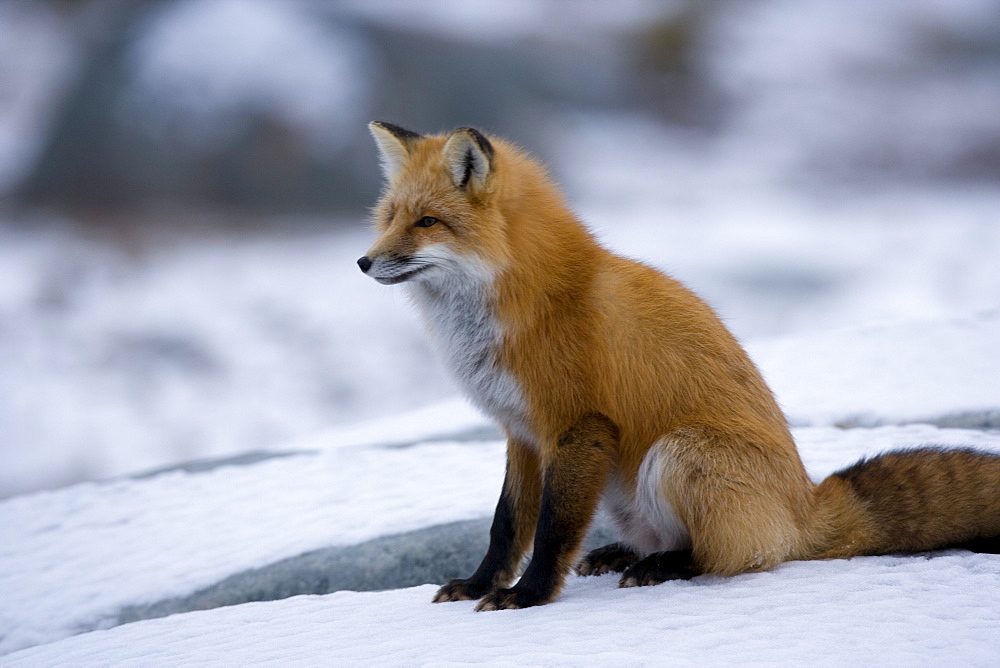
357 256 372 273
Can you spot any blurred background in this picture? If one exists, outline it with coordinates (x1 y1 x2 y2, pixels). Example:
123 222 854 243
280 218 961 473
2 0 998 498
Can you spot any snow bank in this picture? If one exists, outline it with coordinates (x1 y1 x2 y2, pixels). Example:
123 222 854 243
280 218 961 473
751 310 1000 428
2 240 998 659
8 552 1000 665
3 422 999 658
0 439 505 655
3 311 999 656
295 396 499 450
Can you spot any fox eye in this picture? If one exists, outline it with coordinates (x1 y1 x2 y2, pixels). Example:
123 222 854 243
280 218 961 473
414 216 439 228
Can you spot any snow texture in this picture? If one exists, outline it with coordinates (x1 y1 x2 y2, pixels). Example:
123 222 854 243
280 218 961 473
0 439 505 655
7 548 1000 665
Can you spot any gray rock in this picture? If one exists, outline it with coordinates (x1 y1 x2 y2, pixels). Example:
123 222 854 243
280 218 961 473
118 513 620 625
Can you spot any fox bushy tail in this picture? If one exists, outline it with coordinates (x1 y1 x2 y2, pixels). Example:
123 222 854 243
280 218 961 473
813 447 1000 559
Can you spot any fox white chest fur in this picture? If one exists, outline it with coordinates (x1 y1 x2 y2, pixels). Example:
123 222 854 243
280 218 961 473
407 265 532 444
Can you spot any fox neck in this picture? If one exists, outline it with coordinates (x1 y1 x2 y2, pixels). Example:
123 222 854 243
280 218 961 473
407 264 533 443
492 161 603 327
496 212 601 331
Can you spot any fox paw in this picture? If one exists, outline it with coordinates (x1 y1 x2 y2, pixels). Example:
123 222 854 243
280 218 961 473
618 550 697 588
432 578 491 603
474 586 549 611
576 542 640 576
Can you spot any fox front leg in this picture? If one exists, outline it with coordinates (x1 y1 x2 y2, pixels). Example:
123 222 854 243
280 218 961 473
476 413 618 611
433 441 542 602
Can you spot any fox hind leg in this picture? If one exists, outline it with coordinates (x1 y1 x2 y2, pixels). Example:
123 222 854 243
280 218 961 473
618 550 698 588
576 542 640 576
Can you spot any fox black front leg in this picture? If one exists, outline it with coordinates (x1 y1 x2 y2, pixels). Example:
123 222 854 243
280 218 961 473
476 414 618 610
433 441 541 602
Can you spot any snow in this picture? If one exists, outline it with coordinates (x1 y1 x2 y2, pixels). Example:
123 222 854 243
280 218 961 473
5 215 997 662
120 0 370 153
2 1 999 661
9 559 1000 666
0 439 505 655
296 396 499 450
2 312 999 661
0 220 454 498
751 311 1000 428
4 424 1000 662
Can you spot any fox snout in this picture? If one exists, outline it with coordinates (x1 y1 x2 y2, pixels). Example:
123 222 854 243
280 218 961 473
357 252 432 285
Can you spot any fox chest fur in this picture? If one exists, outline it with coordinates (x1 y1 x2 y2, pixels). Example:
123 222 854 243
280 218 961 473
407 277 532 444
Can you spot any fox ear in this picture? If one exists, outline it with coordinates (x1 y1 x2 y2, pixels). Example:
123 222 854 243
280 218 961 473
369 121 422 180
442 127 494 193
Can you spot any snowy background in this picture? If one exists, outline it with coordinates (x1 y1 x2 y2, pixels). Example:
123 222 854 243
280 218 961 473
2 0 1000 663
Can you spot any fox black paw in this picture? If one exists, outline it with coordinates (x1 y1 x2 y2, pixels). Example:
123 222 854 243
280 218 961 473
432 578 491 603
619 550 697 588
576 542 640 576
474 586 550 611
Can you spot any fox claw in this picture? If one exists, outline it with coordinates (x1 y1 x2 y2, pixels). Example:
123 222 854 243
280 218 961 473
576 542 640 576
474 586 548 611
618 550 697 588
432 578 491 603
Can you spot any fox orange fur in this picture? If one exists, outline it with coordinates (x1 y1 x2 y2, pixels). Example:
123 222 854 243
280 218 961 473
359 122 1000 610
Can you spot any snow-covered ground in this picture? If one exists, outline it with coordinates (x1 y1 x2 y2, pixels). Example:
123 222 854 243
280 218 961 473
10 557 1000 665
3 312 999 663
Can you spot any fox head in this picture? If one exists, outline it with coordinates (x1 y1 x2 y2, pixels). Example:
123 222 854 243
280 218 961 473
358 122 511 286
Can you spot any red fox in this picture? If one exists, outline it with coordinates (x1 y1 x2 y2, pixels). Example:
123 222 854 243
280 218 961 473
358 121 1000 610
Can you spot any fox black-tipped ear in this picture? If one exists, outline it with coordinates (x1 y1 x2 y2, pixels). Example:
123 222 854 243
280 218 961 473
442 127 494 193
369 121 422 180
